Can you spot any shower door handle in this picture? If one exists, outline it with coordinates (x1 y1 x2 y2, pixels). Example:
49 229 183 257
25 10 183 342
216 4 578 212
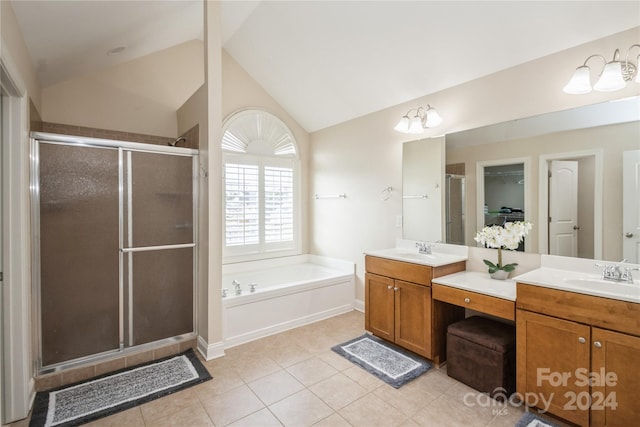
120 243 196 253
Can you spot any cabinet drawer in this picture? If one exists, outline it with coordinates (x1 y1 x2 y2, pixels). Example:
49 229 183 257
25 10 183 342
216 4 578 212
516 283 640 337
432 283 515 321
365 256 432 286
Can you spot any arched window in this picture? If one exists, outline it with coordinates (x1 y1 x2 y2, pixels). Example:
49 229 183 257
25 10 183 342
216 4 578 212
221 109 300 260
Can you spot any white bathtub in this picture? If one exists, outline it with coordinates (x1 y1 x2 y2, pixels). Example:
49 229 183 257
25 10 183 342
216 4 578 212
221 255 355 348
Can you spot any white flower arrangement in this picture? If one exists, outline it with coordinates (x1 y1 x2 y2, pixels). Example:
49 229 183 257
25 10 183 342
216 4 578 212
474 221 533 274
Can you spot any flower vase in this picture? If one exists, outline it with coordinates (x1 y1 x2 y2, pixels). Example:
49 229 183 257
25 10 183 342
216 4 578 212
490 270 510 280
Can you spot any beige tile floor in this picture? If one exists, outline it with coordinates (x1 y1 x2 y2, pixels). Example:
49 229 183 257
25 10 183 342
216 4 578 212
13 311 571 427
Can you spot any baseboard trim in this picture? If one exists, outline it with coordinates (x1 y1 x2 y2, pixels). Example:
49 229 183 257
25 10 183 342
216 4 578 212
223 304 354 349
197 336 225 361
354 299 364 313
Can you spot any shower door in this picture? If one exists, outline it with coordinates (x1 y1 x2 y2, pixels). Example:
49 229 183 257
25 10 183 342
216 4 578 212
33 134 197 371
122 151 195 346
445 174 465 245
37 142 121 367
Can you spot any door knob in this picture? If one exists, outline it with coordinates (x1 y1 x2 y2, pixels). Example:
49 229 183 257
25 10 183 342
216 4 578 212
573 225 580 230
625 232 634 238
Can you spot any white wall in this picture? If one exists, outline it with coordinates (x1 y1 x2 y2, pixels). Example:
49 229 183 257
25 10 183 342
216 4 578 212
221 50 311 254
42 40 204 137
310 27 640 302
0 1 40 422
1 1 41 112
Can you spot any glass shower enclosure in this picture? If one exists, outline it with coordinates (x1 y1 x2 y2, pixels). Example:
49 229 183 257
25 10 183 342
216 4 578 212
445 174 465 245
31 132 198 373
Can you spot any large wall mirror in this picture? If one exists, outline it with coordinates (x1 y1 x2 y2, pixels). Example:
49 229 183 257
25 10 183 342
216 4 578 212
402 97 640 262
402 137 445 242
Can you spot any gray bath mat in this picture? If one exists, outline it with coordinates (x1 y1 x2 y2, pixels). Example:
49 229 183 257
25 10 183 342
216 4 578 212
332 334 431 388
29 349 211 427
515 412 560 427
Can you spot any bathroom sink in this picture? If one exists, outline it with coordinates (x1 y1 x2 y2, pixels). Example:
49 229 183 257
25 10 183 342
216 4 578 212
516 266 640 302
514 256 640 304
562 277 640 292
364 247 467 267
391 251 437 260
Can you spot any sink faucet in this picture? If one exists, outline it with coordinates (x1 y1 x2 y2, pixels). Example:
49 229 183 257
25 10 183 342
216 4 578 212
232 279 242 295
416 242 432 255
597 260 639 284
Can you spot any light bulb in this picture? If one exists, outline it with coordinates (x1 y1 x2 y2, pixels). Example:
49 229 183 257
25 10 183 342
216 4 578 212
563 66 592 94
408 116 424 134
425 107 443 127
594 61 626 92
394 116 410 133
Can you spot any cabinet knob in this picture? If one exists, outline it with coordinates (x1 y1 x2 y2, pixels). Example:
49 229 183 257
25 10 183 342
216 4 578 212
578 337 586 344
387 285 393 290
464 297 471 304
394 287 399 292
594 341 602 348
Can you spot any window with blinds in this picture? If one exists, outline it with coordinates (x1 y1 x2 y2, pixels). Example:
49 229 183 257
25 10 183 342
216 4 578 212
222 109 300 260
223 156 298 257
265 166 294 243
224 163 259 246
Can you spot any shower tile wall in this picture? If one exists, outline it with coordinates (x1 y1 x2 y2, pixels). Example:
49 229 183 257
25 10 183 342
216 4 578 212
38 122 200 149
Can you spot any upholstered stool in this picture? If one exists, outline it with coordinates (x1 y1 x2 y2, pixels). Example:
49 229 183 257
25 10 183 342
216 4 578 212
446 316 516 398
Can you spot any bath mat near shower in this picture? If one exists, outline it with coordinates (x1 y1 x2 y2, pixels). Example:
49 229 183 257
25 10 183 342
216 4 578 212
332 334 431 388
29 349 211 427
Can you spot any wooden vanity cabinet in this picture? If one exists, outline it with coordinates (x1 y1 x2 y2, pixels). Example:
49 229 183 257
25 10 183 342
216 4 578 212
365 255 465 362
517 310 591 426
516 283 640 427
590 327 640 427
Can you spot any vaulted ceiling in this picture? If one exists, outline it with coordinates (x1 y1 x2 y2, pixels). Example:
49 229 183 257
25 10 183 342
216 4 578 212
10 1 640 132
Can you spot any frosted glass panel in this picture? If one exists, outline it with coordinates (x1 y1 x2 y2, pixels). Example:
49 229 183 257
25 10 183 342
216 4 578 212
131 248 193 345
130 152 193 247
39 143 120 366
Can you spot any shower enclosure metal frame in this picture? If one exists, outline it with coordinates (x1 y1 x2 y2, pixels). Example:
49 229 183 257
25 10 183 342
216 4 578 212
30 132 199 374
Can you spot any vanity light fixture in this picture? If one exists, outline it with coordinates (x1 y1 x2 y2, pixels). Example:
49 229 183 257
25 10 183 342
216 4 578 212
563 44 640 94
394 105 443 134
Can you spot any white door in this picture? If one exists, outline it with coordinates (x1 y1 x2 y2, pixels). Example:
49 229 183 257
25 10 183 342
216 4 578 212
623 150 640 263
549 160 579 256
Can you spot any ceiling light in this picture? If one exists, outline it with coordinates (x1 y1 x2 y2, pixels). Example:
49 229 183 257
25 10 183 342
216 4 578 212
563 45 640 94
394 105 443 134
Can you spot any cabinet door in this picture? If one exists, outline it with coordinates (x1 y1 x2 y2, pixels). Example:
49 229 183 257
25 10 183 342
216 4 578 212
516 310 590 427
591 328 640 427
394 280 431 358
365 273 395 342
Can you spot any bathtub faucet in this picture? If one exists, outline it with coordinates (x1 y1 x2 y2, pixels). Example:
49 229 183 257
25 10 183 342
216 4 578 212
232 280 242 295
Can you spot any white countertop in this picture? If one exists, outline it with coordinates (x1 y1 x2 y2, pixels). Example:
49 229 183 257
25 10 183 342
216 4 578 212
364 249 639 304
514 266 640 304
364 247 468 267
431 271 516 301
364 241 468 268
